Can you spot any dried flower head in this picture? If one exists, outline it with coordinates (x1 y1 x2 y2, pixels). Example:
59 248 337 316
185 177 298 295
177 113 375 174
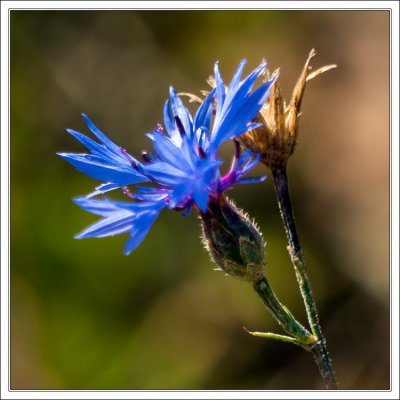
240 49 336 169
183 50 336 170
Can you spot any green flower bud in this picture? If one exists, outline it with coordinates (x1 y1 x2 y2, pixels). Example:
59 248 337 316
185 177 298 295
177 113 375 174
200 196 265 282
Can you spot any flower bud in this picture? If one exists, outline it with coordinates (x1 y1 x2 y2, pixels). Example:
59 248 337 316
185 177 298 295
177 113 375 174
200 196 265 282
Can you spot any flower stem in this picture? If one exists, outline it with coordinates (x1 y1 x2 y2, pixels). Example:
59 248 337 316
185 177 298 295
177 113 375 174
271 166 338 390
252 276 315 346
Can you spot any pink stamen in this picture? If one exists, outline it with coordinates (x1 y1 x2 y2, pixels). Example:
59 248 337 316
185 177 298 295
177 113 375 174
156 124 164 134
121 186 135 199
120 147 137 168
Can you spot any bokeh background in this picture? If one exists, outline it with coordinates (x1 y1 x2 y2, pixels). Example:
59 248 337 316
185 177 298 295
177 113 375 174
10 10 390 390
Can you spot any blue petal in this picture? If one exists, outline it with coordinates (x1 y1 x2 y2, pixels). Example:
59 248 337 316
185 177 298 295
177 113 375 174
59 115 147 188
123 210 162 255
192 187 209 212
136 186 166 194
241 153 261 173
73 197 165 253
232 153 263 183
169 87 193 138
146 131 190 171
163 100 181 144
245 121 263 132
169 183 191 208
198 158 223 183
193 88 216 133
196 127 209 150
235 150 253 170
66 129 113 159
223 59 247 106
237 176 267 184
86 183 123 198
210 62 271 149
82 114 121 156
141 161 188 185
75 211 136 238
58 152 147 185
179 134 198 171
73 197 124 217
213 61 226 125
74 196 162 216
228 77 278 138
133 192 168 201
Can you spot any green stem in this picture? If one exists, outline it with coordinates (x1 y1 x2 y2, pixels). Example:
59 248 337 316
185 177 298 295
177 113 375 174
252 277 315 345
272 166 338 390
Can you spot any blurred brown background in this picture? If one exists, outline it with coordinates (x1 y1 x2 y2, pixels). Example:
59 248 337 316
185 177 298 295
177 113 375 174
10 10 390 390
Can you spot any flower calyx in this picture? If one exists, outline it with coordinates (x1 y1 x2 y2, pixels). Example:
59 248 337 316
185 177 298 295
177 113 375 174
199 195 265 282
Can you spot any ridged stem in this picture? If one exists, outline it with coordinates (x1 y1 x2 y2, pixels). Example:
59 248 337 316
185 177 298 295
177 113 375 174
271 166 338 390
252 277 315 346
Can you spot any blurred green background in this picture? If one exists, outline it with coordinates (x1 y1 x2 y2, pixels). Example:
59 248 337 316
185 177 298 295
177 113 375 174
10 10 390 390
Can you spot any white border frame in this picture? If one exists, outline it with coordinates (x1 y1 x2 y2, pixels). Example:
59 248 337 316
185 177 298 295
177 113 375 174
1 2 399 399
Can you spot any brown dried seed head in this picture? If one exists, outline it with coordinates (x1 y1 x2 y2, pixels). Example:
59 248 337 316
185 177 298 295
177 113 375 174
241 49 336 169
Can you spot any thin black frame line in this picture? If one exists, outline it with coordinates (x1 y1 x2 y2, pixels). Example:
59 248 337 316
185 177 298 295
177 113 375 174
5 6 394 395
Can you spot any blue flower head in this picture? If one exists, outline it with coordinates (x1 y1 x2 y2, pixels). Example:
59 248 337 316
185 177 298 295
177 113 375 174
58 60 277 254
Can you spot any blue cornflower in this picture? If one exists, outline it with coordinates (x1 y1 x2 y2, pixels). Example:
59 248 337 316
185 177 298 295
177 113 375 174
58 60 277 254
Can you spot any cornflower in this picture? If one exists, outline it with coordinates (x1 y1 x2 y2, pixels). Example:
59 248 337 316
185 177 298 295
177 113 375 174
58 57 338 389
58 60 277 255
